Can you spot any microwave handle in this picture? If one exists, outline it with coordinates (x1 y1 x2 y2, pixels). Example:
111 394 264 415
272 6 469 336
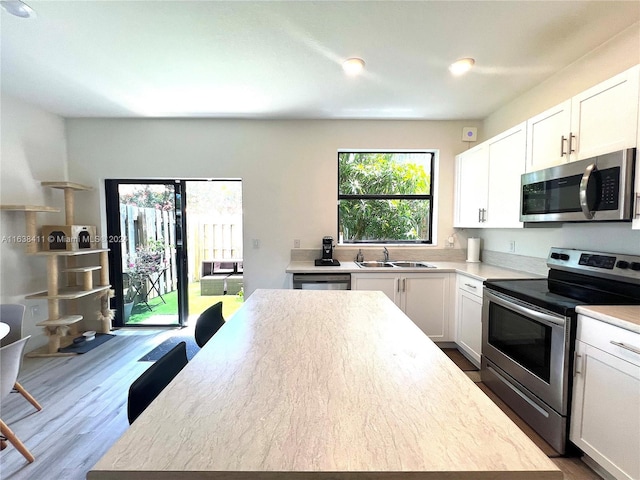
579 163 597 219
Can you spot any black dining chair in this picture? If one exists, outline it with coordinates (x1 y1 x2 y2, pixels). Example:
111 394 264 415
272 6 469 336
127 341 188 424
194 301 225 348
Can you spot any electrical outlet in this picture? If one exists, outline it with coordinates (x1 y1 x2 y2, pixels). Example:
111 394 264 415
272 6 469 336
446 235 455 248
509 241 516 253
294 239 300 248
30 305 40 318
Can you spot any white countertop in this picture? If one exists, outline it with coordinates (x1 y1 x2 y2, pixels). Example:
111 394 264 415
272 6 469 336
286 260 542 281
576 305 640 334
89 289 560 480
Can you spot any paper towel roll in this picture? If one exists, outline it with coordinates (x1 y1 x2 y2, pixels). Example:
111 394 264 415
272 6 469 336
467 237 481 263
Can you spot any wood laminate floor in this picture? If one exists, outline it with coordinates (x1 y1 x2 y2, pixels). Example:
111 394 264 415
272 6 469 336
0 328 175 480
1 330 603 480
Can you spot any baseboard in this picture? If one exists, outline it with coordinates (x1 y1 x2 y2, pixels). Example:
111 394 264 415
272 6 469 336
581 454 617 480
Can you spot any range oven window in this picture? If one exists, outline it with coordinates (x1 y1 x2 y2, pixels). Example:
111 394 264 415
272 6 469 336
488 303 552 383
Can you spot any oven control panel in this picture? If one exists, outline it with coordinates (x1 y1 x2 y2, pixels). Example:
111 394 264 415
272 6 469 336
578 253 616 269
548 247 640 283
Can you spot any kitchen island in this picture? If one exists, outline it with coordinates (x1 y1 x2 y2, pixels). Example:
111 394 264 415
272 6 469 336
89 289 561 480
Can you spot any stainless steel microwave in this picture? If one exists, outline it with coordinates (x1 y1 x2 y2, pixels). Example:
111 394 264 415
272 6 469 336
520 148 636 223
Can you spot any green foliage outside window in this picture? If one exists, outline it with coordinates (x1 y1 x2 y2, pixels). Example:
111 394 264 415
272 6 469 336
338 152 433 243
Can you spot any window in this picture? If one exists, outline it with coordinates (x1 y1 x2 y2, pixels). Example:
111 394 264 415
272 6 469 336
338 151 434 244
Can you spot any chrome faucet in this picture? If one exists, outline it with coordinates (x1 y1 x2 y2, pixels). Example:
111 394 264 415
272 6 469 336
383 247 389 262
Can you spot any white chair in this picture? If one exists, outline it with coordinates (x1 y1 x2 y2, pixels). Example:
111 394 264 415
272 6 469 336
0 304 26 347
0 304 42 412
0 336 35 463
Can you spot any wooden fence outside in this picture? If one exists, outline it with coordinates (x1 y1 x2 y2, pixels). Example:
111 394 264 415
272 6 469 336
120 206 243 299
188 213 243 282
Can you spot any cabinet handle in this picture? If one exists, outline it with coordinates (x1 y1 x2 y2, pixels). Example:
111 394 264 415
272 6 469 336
573 352 582 376
402 278 406 292
482 208 487 222
464 283 477 289
396 278 400 293
568 132 576 153
478 208 482 223
610 341 640 356
560 135 568 156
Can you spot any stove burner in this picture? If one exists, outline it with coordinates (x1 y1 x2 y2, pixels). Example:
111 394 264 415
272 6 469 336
484 248 640 315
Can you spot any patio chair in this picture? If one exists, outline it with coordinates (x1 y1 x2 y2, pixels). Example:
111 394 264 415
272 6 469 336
0 304 42 412
128 341 188 424
0 336 35 463
194 301 225 348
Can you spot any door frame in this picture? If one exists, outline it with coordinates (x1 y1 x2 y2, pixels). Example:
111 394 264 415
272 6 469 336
105 179 188 327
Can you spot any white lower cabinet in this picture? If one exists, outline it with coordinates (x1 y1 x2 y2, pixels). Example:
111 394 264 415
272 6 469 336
353 273 451 341
454 275 484 367
570 315 640 480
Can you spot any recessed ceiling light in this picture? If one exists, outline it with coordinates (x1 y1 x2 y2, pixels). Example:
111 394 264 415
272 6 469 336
343 58 365 76
449 58 475 76
0 0 35 18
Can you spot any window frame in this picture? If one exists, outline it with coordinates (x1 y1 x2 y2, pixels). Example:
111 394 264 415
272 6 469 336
337 150 436 245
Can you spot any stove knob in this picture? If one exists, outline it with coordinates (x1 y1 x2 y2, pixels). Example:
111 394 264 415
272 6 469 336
631 262 640 271
616 260 630 269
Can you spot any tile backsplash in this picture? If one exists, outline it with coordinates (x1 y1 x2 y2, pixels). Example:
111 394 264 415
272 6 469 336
290 247 548 276
291 247 466 262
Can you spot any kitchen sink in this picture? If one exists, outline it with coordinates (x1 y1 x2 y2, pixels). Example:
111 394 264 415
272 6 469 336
389 261 436 268
356 261 394 268
355 261 436 268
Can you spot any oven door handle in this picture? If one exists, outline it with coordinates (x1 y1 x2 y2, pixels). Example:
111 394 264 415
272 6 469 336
485 290 566 328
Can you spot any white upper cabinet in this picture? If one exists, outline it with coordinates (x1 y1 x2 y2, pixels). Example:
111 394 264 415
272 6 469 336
526 100 572 171
526 65 640 172
571 65 640 160
454 122 526 229
485 123 526 228
454 143 488 228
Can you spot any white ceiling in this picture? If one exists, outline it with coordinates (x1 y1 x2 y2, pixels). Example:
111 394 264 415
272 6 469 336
2 1 639 120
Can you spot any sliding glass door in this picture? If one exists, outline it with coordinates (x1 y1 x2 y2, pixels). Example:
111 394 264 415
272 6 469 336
105 179 244 327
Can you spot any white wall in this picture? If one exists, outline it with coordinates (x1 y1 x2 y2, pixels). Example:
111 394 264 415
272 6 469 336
65 119 479 295
468 224 640 259
483 22 640 139
472 22 640 258
0 94 69 350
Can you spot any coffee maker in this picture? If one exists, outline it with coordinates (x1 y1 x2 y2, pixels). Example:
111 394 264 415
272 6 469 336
315 236 340 266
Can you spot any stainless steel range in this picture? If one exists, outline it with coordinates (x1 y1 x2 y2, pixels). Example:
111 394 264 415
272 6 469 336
481 247 640 454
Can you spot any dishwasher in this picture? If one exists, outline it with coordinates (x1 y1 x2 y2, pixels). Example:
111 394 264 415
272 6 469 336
292 273 351 290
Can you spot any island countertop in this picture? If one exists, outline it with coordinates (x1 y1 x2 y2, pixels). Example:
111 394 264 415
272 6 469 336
89 289 560 480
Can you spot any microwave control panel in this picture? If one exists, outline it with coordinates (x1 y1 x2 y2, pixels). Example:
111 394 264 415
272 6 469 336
597 167 620 210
